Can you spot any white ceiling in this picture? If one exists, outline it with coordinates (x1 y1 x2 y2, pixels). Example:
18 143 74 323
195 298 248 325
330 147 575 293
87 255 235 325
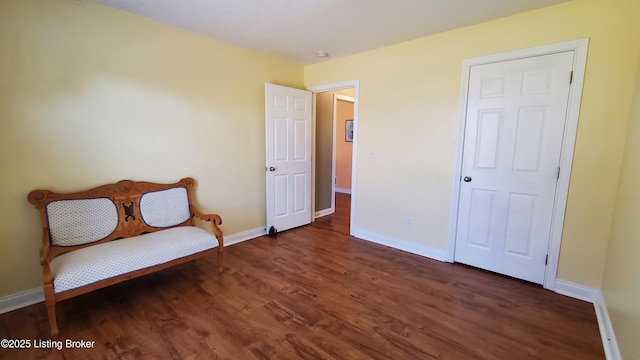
92 0 569 65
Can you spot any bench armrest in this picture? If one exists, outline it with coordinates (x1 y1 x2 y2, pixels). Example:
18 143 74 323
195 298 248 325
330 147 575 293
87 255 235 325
191 206 224 242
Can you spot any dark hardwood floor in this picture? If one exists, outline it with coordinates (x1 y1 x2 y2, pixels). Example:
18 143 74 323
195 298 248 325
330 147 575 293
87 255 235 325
0 193 604 359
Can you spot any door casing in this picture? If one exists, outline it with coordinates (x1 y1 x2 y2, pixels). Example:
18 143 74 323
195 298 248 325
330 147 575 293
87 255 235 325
332 94 355 204
308 80 360 236
447 39 589 290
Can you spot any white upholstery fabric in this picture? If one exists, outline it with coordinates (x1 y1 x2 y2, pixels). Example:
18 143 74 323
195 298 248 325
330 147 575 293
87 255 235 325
46 198 118 246
140 187 191 228
50 226 218 293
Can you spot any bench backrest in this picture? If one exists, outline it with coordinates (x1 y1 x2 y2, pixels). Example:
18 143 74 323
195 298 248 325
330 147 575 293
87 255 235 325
28 178 198 257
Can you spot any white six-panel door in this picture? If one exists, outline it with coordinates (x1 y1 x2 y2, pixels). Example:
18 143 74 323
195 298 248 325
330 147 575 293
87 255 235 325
265 83 313 233
454 52 574 284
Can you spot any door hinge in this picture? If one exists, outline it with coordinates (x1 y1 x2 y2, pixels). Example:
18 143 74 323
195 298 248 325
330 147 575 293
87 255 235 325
556 167 560 180
569 71 574 85
545 254 549 265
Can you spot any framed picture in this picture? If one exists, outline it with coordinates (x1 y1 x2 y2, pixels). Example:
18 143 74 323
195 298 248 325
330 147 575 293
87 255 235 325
345 120 354 142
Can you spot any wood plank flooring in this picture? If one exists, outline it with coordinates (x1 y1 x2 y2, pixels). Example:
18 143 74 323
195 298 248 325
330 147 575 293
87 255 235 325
0 194 604 359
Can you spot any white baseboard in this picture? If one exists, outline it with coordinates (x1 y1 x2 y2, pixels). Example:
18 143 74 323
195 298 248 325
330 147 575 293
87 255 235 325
594 291 622 360
335 188 352 194
225 226 267 247
315 208 334 218
553 279 599 303
351 229 449 262
552 280 620 360
0 287 44 315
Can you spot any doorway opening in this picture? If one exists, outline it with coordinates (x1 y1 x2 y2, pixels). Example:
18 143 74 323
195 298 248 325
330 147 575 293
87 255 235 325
308 81 360 236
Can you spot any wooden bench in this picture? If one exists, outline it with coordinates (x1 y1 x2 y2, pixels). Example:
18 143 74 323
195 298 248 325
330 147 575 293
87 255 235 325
27 177 223 336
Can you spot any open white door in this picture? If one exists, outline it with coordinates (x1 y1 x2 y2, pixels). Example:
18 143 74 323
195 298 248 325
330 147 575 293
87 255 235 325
265 83 313 234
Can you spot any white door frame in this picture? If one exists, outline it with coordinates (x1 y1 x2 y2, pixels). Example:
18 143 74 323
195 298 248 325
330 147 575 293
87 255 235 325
447 39 589 290
332 94 355 205
308 80 360 236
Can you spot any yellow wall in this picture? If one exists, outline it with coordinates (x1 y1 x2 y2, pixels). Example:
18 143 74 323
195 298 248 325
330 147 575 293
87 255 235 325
0 0 303 297
601 55 640 359
305 0 640 288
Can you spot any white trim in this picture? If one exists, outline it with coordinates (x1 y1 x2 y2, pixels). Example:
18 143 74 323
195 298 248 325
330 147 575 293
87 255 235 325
594 292 622 360
335 187 352 195
308 80 360 236
308 80 357 93
552 280 620 360
311 92 317 222
447 39 590 290
553 279 598 303
224 226 267 247
0 287 44 314
315 208 334 218
352 229 449 262
545 39 589 290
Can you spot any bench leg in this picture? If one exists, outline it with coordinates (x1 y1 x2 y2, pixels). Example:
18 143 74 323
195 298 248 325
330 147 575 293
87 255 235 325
217 251 223 273
43 284 59 336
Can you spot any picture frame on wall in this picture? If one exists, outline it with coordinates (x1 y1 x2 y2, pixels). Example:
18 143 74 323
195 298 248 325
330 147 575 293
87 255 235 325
345 120 354 142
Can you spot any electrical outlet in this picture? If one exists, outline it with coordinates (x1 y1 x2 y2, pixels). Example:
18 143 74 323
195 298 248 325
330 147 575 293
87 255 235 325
370 149 376 158
405 218 413 228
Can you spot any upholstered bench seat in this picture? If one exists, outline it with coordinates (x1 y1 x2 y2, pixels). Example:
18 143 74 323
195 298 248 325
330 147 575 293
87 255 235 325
50 226 218 293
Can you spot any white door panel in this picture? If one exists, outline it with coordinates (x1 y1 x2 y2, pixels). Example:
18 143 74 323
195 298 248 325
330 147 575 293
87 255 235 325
265 83 312 233
455 52 574 284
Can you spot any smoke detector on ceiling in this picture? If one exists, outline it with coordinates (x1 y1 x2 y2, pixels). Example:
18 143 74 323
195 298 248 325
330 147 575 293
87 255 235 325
316 51 329 58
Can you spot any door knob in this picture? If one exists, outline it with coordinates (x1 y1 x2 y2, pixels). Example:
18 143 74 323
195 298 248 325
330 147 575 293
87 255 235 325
267 166 276 172
463 176 472 182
